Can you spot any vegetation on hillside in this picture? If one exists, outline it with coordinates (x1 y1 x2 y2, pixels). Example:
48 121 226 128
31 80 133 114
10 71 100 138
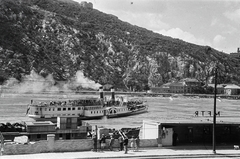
0 0 239 91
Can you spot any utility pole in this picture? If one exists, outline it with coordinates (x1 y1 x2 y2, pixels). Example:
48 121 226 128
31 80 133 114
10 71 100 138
205 46 217 154
213 66 217 154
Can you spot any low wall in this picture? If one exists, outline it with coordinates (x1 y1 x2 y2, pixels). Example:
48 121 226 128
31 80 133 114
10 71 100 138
3 134 158 155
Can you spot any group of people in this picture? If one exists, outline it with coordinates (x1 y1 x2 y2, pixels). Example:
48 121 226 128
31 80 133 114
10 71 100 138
97 133 140 154
47 99 101 107
119 135 140 153
129 136 140 152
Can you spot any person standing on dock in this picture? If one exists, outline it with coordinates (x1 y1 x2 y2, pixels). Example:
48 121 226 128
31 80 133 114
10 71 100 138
118 135 124 151
99 134 106 151
130 136 136 151
0 132 4 156
109 135 115 151
92 133 97 152
135 136 140 151
123 136 128 154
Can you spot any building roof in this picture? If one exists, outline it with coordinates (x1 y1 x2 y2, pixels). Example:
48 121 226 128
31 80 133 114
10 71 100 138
143 117 240 125
162 82 171 86
169 82 184 87
180 78 199 82
208 84 226 88
224 84 240 89
24 121 55 126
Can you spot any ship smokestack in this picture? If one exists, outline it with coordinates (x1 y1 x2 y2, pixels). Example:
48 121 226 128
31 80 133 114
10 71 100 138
111 87 115 103
99 86 103 100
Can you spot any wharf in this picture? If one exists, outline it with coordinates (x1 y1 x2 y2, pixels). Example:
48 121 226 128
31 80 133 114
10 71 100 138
1 146 240 159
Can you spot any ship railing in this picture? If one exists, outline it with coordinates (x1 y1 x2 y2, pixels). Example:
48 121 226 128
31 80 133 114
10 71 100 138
34 99 102 107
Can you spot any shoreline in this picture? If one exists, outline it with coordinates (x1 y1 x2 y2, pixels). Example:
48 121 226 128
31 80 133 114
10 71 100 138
1 91 240 100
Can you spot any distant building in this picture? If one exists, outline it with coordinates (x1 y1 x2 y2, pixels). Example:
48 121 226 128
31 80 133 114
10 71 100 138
208 84 226 94
224 84 240 95
150 83 171 93
207 84 240 95
169 78 202 94
150 78 202 94
162 83 171 93
150 83 170 93
169 81 185 94
80 1 93 9
151 79 240 95
229 47 240 60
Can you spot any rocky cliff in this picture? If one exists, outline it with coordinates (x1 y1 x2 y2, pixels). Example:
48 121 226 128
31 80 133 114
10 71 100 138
0 0 239 91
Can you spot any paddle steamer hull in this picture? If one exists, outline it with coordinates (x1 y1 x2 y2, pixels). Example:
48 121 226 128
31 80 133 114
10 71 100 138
27 87 149 121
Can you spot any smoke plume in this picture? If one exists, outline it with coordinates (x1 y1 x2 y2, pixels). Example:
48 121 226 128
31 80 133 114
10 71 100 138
1 70 101 93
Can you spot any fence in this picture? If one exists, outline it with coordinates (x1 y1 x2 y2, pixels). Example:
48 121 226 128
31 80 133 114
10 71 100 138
3 134 158 155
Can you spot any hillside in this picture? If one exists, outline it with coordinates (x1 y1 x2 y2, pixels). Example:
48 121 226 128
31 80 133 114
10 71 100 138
0 0 239 91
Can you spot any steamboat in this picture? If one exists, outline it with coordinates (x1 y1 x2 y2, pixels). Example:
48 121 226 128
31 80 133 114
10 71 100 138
26 87 148 121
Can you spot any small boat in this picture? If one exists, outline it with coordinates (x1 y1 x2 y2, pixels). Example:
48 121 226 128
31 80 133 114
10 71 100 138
106 101 148 118
26 87 148 122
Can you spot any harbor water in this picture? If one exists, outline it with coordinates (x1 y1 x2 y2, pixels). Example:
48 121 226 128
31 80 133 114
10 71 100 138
0 93 240 131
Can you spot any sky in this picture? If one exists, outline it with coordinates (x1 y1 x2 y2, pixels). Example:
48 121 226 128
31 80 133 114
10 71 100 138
74 0 240 54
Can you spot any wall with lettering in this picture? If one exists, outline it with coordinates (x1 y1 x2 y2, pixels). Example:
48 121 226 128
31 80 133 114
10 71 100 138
195 111 220 117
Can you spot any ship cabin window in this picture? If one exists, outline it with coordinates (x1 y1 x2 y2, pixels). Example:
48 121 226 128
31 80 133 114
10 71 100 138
91 111 92 114
49 108 51 111
53 108 55 111
78 107 81 110
72 114 75 116
68 108 71 110
97 111 98 113
40 108 42 111
58 108 61 111
72 108 75 110
63 108 66 111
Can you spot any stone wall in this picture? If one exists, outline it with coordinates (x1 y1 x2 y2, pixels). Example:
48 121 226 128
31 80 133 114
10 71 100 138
3 134 158 155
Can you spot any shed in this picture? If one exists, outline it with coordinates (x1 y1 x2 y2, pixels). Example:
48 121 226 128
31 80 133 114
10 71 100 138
142 118 240 147
224 84 240 95
25 121 55 133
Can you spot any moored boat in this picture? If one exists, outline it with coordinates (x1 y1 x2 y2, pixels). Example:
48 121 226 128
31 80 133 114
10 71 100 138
106 101 148 118
26 87 148 121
